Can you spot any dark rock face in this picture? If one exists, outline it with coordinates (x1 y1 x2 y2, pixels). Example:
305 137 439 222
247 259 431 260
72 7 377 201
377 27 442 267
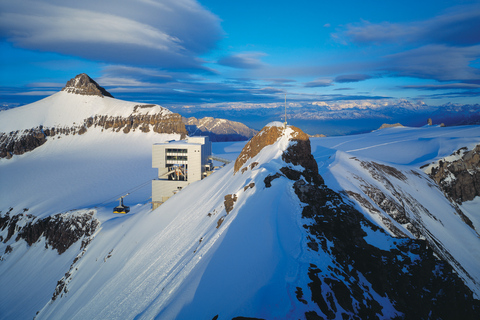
0 127 47 158
0 210 99 254
264 173 282 188
281 126 324 185
353 160 422 238
429 144 480 203
62 73 114 98
224 194 238 215
92 112 187 135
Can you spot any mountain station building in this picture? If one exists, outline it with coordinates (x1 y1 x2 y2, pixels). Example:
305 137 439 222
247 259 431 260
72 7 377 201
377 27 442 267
152 136 212 209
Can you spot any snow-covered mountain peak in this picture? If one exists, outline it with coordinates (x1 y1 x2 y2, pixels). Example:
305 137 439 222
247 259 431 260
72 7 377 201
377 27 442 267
234 123 309 173
0 74 187 159
61 73 114 98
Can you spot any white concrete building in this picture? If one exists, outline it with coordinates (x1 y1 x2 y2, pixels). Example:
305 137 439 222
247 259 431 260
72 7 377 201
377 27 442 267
152 136 212 209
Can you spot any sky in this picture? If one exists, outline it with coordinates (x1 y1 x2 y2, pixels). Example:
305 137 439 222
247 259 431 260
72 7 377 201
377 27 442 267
1 0 479 108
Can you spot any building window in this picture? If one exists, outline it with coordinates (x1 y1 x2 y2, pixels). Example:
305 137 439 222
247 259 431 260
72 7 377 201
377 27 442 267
166 148 187 154
166 155 188 161
167 164 188 181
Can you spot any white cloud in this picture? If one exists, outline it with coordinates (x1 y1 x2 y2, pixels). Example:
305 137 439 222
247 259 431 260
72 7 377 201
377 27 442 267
218 52 268 69
341 5 480 46
304 79 333 88
0 0 222 69
331 5 480 83
385 44 480 81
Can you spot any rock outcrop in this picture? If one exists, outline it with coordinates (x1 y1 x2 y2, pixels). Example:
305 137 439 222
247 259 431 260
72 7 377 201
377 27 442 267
0 209 99 255
61 73 114 98
428 144 480 203
281 126 323 185
234 123 283 173
0 127 47 158
378 123 404 130
183 116 257 142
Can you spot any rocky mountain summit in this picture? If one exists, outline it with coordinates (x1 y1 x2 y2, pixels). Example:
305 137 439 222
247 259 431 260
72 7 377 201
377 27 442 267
61 73 114 98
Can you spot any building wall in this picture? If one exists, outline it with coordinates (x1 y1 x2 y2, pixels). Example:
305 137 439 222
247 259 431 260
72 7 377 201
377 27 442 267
152 144 166 171
152 137 211 207
188 145 201 181
152 180 189 203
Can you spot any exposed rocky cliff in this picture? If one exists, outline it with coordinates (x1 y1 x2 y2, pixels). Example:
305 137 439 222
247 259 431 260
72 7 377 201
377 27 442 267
0 208 99 255
0 127 47 159
427 144 480 203
183 116 257 142
238 123 480 319
0 74 188 159
0 208 100 308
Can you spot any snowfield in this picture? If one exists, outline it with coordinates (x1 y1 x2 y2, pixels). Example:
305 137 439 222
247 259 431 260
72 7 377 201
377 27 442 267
1 121 480 319
0 91 171 132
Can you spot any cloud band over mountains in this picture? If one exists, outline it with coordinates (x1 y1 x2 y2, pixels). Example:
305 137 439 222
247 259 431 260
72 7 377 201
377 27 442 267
0 0 222 69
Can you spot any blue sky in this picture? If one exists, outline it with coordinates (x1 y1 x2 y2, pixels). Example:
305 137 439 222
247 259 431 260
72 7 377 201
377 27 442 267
1 0 479 107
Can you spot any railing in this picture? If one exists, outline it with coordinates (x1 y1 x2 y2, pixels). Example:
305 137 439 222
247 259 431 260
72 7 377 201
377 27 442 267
208 155 232 164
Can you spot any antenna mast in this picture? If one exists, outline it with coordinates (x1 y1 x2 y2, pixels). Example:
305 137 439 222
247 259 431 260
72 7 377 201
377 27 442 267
284 93 287 128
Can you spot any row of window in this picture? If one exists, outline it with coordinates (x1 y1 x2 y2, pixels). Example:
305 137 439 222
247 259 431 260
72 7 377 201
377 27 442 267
166 148 188 154
166 155 188 161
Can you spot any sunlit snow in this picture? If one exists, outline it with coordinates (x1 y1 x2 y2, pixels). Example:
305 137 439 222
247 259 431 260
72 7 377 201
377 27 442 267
1 122 479 319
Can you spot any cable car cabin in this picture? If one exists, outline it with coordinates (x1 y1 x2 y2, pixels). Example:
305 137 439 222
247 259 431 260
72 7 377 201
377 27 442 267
113 196 130 214
113 204 130 214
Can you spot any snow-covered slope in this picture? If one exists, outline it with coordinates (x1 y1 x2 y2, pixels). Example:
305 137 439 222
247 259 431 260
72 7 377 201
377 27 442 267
1 119 480 319
0 91 170 133
0 74 187 159
310 125 480 298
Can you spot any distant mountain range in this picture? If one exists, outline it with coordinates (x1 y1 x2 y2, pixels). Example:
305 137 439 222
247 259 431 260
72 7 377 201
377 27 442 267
183 116 257 142
170 99 480 135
